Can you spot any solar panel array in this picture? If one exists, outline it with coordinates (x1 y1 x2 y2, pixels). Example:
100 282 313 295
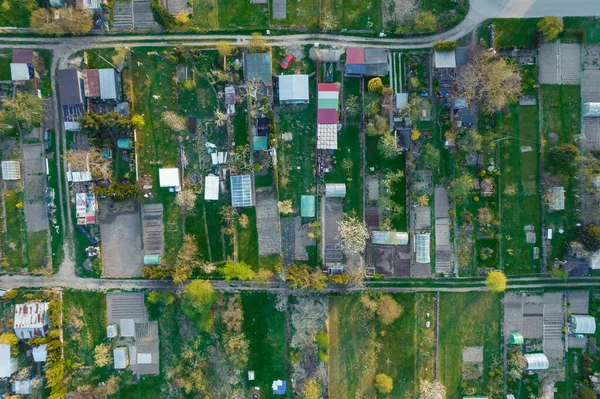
231 175 252 207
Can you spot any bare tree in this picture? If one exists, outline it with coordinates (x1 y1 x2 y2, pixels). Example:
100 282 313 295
162 111 187 132
176 190 197 212
419 380 446 399
214 110 228 127
94 343 112 367
65 148 112 179
321 10 338 31
456 50 521 114
337 214 370 253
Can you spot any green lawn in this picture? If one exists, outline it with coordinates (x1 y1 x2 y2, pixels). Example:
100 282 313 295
0 50 11 80
2 188 26 271
322 0 381 31
498 104 541 275
324 77 362 215
329 294 420 398
492 18 541 49
270 0 319 28
45 136 64 271
217 0 269 29
191 0 218 29
241 292 289 398
439 292 502 399
63 290 108 388
237 207 259 268
540 85 581 261
276 83 317 213
564 17 600 43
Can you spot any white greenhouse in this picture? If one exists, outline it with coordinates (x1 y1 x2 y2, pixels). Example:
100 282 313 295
524 353 549 371
570 315 597 334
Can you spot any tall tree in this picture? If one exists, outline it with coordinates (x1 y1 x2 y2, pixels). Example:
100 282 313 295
537 16 563 42
247 33 268 53
182 280 217 327
421 143 441 169
414 12 437 33
456 51 521 114
485 270 507 292
220 261 255 281
0 92 45 127
449 173 474 203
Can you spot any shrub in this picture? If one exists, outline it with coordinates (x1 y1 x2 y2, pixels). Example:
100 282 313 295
433 41 457 51
550 143 579 165
151 0 176 29
581 224 600 251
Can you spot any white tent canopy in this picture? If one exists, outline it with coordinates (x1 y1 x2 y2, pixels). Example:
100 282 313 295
571 315 596 334
32 344 48 362
278 75 309 103
10 63 29 81
204 175 219 200
434 50 456 68
159 168 181 190
525 353 549 370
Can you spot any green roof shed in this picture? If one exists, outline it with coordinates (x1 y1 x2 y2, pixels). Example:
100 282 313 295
509 333 524 345
301 195 316 218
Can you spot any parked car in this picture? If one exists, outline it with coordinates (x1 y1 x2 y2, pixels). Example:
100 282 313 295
280 54 295 69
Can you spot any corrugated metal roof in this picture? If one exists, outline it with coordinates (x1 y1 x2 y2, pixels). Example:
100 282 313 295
14 302 48 328
318 98 339 109
318 83 338 92
317 108 339 124
57 69 84 106
278 74 309 103
301 195 315 217
99 68 117 100
0 344 16 378
84 69 100 98
12 50 33 64
346 47 365 64
364 48 387 63
120 319 135 337
10 63 29 81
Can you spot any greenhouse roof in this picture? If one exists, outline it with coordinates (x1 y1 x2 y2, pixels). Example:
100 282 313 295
571 315 596 334
415 233 430 263
231 175 253 207
301 195 316 218
325 183 346 198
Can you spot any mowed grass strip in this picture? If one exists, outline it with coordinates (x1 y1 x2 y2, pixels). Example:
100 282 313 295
499 104 541 275
217 0 269 29
241 292 289 398
438 292 502 399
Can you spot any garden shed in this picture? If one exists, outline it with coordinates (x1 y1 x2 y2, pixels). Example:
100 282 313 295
278 75 309 104
301 195 315 217
114 347 129 369
12 49 34 66
244 53 273 86
57 69 85 130
32 344 48 362
204 175 219 200
99 68 118 100
524 353 549 370
158 168 181 191
414 233 431 263
317 83 340 124
231 175 253 207
10 63 29 81
1 161 21 180
434 50 457 69
0 344 18 378
549 187 565 211
14 302 49 339
570 315 596 334
83 69 100 98
345 47 389 76
583 102 600 117
395 93 408 110
325 183 346 198
372 231 409 246
120 319 135 337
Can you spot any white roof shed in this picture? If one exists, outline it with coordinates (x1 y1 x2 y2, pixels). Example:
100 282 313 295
159 168 181 189
120 319 135 337
278 75 309 103
434 50 457 69
10 63 30 81
204 175 219 200
1 161 21 180
32 344 48 362
114 347 129 369
396 93 408 110
99 68 118 100
325 183 346 198
583 102 600 117
0 344 18 378
571 315 596 334
525 353 549 370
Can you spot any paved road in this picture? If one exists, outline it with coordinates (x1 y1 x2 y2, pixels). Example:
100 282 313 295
471 0 600 18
